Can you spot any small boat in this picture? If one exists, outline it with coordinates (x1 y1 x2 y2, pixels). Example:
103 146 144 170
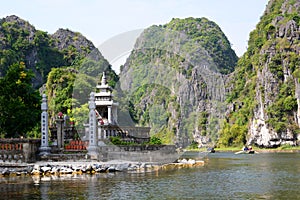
207 147 215 153
235 150 255 154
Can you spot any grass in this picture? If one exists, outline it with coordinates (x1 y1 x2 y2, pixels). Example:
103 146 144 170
216 145 300 152
277 144 300 150
214 146 243 152
184 148 209 152
185 146 243 152
185 144 300 152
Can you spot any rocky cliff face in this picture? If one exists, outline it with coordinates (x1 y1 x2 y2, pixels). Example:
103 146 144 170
119 18 238 147
51 28 106 62
224 0 300 147
248 0 300 147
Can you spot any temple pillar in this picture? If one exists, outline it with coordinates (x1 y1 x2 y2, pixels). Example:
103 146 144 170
113 106 118 124
87 92 98 160
56 118 64 150
39 94 51 155
98 127 102 139
108 106 112 124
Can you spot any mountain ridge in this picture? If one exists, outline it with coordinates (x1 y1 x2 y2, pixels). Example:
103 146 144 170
0 15 111 88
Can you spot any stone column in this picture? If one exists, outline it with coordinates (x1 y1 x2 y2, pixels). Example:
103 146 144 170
39 94 51 155
56 118 64 150
87 92 98 160
108 105 112 124
103 128 106 139
112 106 118 125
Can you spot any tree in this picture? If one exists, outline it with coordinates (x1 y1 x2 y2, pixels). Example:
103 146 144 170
0 62 40 138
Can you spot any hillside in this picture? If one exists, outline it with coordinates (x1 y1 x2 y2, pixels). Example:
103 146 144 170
220 0 300 147
0 15 63 88
0 15 117 137
0 15 116 87
119 17 238 146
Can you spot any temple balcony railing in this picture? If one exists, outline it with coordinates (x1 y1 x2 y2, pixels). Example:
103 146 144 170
98 125 151 144
84 124 151 144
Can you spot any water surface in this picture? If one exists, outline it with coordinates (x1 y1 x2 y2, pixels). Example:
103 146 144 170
0 152 299 199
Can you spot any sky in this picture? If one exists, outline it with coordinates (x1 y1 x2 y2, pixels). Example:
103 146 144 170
1 0 269 72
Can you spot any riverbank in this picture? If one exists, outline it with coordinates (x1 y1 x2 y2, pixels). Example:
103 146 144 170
187 146 300 153
0 159 204 177
215 146 300 153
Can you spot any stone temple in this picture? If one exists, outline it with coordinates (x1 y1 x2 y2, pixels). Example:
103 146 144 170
85 72 154 160
94 72 118 126
38 72 176 163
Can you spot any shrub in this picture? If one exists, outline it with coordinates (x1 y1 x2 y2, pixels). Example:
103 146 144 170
149 136 162 145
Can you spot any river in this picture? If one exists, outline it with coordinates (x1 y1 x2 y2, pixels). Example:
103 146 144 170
0 152 299 199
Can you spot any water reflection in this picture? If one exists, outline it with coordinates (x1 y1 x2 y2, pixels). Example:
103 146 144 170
0 153 299 199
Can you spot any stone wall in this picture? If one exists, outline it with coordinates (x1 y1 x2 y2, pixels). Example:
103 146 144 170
0 139 178 164
84 125 151 143
39 153 88 162
0 139 40 163
96 145 178 163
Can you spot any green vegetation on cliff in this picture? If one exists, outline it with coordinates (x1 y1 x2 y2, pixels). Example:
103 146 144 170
0 16 67 87
120 17 238 146
219 0 300 147
127 17 237 77
165 17 238 74
0 15 117 137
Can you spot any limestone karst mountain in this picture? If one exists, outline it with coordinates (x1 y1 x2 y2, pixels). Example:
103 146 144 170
219 0 300 147
119 0 300 148
118 17 238 147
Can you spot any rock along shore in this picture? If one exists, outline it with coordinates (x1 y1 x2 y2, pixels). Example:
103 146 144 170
0 159 204 177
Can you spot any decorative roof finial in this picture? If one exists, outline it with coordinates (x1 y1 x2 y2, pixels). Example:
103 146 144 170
101 72 107 85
